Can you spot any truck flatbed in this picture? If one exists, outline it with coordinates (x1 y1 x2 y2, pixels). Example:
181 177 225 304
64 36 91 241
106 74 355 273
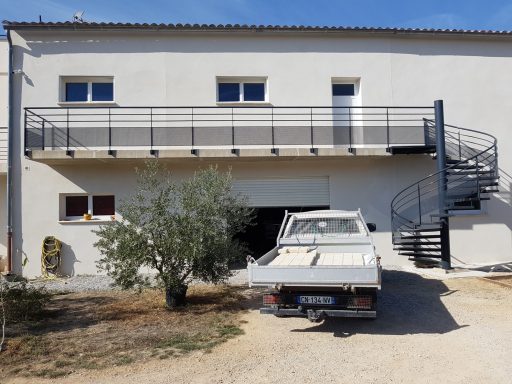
247 210 381 321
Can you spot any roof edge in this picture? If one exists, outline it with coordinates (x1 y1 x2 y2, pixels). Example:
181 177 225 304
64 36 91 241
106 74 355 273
3 21 512 38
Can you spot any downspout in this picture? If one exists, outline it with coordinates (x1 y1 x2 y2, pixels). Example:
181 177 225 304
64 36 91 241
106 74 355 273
5 30 13 274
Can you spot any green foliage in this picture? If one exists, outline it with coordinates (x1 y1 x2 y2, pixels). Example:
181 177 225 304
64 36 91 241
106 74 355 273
94 161 254 294
0 280 51 322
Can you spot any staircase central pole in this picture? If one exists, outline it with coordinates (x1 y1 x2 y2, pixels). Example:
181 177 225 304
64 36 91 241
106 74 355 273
434 99 451 269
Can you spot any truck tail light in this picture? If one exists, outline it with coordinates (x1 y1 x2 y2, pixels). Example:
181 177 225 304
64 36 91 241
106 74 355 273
347 296 372 309
263 294 280 305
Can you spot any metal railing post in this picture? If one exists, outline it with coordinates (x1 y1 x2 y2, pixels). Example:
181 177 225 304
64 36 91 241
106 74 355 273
66 108 70 152
348 107 353 153
108 108 112 155
149 107 155 155
386 107 390 151
423 118 429 146
310 107 314 153
271 107 276 154
231 107 236 154
23 109 27 154
417 184 422 225
41 120 45 150
475 154 480 200
458 131 462 160
191 107 196 155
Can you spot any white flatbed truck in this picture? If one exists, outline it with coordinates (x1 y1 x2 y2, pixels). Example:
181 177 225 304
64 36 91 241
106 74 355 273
247 210 381 322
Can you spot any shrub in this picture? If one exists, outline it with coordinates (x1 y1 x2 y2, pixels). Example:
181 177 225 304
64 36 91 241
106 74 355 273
0 280 51 322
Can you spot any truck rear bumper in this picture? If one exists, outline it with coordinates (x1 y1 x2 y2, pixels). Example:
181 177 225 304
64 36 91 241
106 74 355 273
260 307 376 319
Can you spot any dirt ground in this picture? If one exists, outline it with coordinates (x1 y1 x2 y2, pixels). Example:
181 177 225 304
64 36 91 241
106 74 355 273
6 270 512 384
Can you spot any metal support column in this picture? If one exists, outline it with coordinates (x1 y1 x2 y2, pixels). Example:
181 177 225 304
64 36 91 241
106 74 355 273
434 99 451 269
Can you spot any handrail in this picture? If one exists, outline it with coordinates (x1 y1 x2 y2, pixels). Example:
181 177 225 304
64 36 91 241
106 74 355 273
391 119 498 234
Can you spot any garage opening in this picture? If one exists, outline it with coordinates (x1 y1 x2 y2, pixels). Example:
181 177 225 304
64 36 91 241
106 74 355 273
232 176 331 262
238 206 330 259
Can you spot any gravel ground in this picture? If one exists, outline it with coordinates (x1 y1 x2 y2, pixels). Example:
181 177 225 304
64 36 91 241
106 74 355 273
22 269 249 292
8 268 512 384
27 274 120 292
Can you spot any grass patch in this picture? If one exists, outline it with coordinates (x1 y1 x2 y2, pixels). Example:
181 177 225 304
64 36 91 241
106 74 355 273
1 285 252 379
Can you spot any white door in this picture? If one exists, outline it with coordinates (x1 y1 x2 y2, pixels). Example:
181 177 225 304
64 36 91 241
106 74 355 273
332 82 362 147
232 177 330 207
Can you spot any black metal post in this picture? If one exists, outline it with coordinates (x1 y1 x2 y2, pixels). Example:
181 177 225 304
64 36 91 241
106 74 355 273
66 108 71 156
417 184 422 226
271 107 276 154
434 99 451 269
475 155 480 201
348 107 353 153
191 107 196 155
440 220 451 268
458 131 462 160
386 108 390 151
149 108 156 155
423 118 430 146
108 108 113 155
41 120 45 150
310 107 315 153
231 107 236 154
23 110 27 155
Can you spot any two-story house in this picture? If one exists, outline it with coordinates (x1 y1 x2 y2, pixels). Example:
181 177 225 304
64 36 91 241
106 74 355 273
2 22 511 277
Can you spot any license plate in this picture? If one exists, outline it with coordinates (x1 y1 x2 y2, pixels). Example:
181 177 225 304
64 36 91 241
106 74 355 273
297 296 335 305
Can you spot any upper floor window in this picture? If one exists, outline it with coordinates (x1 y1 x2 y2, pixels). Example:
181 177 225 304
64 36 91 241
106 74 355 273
217 78 267 103
61 76 114 103
332 83 356 96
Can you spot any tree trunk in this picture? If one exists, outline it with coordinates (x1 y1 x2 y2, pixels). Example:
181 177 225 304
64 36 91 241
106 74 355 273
165 284 188 308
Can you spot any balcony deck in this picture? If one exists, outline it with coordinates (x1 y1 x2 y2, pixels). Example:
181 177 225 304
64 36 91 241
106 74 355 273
24 106 436 162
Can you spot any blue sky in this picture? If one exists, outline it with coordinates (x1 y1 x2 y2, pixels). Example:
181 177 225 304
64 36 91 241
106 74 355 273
1 0 512 32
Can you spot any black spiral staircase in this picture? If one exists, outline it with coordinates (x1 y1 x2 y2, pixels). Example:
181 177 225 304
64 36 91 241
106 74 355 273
391 100 499 268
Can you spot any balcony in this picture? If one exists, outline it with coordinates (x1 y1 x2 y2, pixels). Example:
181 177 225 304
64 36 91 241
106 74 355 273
24 106 436 162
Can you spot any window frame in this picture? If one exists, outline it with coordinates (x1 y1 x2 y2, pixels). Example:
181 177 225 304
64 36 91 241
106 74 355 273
61 193 116 222
59 76 115 104
216 77 269 104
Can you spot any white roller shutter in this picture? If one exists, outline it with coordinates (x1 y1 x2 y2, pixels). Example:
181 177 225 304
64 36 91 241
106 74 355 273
232 177 330 207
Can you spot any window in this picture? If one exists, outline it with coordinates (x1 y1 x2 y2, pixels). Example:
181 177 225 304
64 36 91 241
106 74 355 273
218 83 240 102
332 83 355 96
66 196 89 217
65 83 88 102
91 83 114 101
92 195 115 215
63 194 115 220
61 77 114 103
217 78 267 102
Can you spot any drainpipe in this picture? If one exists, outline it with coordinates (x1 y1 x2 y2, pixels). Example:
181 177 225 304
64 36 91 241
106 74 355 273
5 30 14 274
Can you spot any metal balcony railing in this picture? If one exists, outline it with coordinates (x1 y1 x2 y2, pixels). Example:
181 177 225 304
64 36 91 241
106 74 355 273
24 106 435 154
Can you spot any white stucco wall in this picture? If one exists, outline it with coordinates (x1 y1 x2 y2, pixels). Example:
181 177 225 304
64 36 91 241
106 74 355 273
7 29 512 276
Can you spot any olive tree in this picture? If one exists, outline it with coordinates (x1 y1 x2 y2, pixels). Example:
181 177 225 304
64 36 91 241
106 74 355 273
94 161 253 307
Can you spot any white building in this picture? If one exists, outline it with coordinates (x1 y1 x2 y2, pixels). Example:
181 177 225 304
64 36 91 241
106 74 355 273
2 22 511 277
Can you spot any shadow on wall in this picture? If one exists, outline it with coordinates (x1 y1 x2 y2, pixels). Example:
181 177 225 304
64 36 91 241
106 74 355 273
58 241 79 277
291 270 464 337
18 33 512 57
451 167 512 231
